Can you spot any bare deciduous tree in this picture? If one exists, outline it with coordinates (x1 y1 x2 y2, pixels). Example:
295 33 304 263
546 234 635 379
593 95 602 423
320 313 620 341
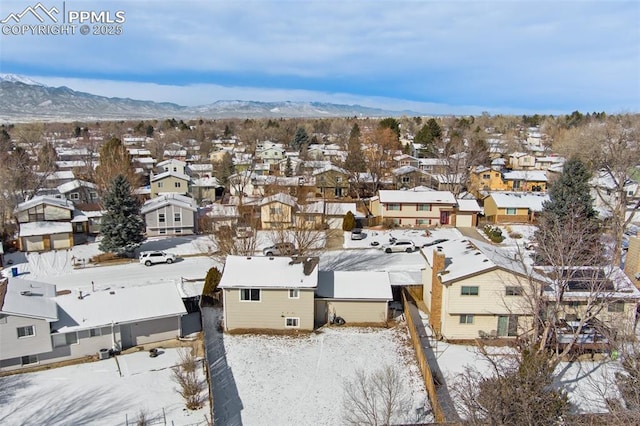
171 346 206 411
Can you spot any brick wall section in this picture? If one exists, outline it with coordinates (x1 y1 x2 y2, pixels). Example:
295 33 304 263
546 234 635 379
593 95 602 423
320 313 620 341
429 249 446 337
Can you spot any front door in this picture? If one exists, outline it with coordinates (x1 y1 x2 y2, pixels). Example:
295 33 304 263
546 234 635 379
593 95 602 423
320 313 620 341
440 211 450 225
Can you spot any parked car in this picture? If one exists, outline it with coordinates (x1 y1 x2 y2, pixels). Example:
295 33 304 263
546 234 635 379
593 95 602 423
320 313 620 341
350 228 364 240
382 239 416 253
139 251 177 266
262 242 298 256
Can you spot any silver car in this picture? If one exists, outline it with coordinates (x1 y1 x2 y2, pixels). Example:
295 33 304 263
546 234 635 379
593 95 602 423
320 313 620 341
382 239 416 253
139 251 177 266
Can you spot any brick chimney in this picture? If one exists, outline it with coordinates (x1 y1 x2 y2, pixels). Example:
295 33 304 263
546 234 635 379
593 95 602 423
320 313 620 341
624 233 640 289
430 247 446 337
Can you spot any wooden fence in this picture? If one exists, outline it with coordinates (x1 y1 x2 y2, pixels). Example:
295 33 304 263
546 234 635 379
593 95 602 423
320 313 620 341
401 291 446 423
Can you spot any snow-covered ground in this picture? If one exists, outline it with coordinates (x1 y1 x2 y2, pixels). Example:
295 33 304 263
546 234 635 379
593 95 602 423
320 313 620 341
343 227 463 249
0 348 210 426
222 326 431 425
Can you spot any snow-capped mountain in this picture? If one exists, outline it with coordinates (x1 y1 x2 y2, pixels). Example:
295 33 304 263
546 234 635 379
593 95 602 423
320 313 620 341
0 75 418 122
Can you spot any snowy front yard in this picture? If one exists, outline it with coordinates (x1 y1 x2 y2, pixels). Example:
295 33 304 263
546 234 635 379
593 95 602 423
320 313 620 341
222 326 431 425
0 348 210 426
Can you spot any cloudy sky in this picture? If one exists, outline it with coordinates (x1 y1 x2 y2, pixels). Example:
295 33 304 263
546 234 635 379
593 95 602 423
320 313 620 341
1 0 639 114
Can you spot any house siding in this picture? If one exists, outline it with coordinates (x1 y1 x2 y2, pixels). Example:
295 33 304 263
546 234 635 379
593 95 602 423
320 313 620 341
15 204 72 223
145 205 195 236
0 315 53 360
151 176 189 198
322 300 388 324
223 288 315 331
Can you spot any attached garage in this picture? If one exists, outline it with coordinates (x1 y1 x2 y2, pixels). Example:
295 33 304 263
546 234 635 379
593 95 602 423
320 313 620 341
18 222 73 252
315 271 392 326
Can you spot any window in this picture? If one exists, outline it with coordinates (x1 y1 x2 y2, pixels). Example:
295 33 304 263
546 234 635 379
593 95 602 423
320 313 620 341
401 176 410 183
506 208 517 215
270 207 283 216
157 182 164 188
417 219 431 226
21 355 38 365
461 286 479 296
159 213 166 223
289 289 300 299
459 314 474 324
417 204 431 211
0 314 7 324
336 177 343 183
387 203 401 211
240 288 261 301
70 192 80 200
174 212 181 222
159 229 166 235
175 182 181 188
90 191 98 200
90 328 102 337
512 181 521 189
505 286 523 296
17 325 35 338
175 228 182 234
52 332 79 347
608 302 625 313
482 173 491 179
285 317 300 328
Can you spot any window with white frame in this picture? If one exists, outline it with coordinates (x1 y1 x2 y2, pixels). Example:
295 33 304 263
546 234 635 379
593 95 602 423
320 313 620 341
288 289 300 299
459 314 474 324
401 176 410 183
17 325 35 338
89 328 102 337
157 182 164 188
159 229 166 234
417 219 431 226
506 208 517 215
70 192 80 200
174 212 181 222
90 191 98 200
505 286 523 296
285 317 300 328
53 332 79 347
159 213 166 223
175 182 181 188
461 286 479 296
240 288 261 301
21 355 38 365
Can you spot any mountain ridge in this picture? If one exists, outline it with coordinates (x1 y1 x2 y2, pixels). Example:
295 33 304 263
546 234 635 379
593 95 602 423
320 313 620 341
0 75 421 122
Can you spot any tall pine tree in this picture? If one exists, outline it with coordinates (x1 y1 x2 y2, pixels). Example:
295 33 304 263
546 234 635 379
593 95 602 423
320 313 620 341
99 174 145 256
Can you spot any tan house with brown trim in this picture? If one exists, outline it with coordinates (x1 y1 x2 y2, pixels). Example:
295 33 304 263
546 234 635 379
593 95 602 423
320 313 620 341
259 193 298 229
483 192 549 224
14 196 75 252
370 189 458 227
313 165 350 199
219 256 319 331
150 171 191 198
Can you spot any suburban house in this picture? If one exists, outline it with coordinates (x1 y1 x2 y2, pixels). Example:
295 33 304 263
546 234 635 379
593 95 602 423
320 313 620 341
468 166 508 196
421 238 535 340
0 278 188 371
315 271 392 326
508 152 537 170
219 256 319 331
313 165 350 199
190 176 223 204
150 170 191 198
157 158 187 175
140 193 198 236
56 180 100 205
482 192 549 224
203 203 240 231
256 145 286 165
259 193 298 229
454 199 483 227
14 196 75 252
589 170 639 220
392 166 430 189
370 189 458 227
501 170 548 192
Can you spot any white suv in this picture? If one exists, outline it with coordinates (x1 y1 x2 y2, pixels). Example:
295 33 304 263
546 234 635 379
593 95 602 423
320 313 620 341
382 239 416 253
139 251 177 266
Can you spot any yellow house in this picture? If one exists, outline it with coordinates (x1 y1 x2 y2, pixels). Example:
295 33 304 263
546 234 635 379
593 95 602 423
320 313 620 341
259 193 298 229
501 170 548 192
150 171 191 198
219 256 319 332
483 192 549 224
468 166 508 196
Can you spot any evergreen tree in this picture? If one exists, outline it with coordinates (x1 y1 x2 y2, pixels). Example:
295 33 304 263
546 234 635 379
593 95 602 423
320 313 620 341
378 117 400 142
284 156 293 177
534 157 601 265
213 151 235 188
202 266 222 304
292 127 309 150
342 211 357 231
344 123 366 173
99 174 145 256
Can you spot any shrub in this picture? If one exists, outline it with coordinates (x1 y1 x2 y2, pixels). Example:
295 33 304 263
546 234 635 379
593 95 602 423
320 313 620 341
342 211 357 231
483 225 504 243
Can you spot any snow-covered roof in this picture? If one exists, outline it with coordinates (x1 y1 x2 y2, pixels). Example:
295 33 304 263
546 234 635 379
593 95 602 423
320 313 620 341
312 164 349 176
16 195 74 213
324 202 360 217
536 266 640 301
187 163 213 172
47 170 76 180
19 221 73 237
52 282 187 333
206 203 239 218
219 256 319 289
141 193 197 214
57 179 97 194
456 199 482 212
590 170 638 190
0 278 58 321
378 190 456 205
259 193 298 207
392 165 424 176
316 271 392 300
192 177 222 187
502 170 548 182
487 192 549 211
177 280 204 299
151 171 191 183
387 271 422 286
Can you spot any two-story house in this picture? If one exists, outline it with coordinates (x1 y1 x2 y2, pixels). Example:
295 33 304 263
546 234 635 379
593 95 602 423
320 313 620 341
259 193 298 229
140 193 198 236
312 165 350 199
14 196 75 252
370 189 458 227
219 256 319 331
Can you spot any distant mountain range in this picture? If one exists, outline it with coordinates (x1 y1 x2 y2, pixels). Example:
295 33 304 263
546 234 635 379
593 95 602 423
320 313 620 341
0 74 419 122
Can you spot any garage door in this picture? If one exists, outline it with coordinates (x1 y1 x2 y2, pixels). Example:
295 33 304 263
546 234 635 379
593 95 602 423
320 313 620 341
51 233 71 249
455 214 473 227
24 236 45 252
